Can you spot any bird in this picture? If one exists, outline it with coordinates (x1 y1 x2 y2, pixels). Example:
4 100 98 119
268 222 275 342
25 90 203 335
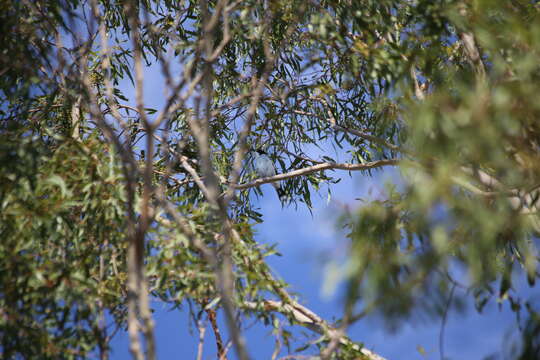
252 148 287 202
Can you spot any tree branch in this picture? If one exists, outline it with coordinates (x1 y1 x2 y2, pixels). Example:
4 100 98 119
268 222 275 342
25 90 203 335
307 96 402 153
457 4 486 82
234 159 399 190
242 300 386 360
206 307 227 360
196 317 207 360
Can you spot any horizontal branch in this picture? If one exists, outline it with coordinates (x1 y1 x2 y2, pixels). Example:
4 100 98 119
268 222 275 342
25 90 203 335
233 159 399 190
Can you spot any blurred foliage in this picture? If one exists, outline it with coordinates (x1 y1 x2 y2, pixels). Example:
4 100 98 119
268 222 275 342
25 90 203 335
0 132 127 358
332 0 540 352
1 0 539 358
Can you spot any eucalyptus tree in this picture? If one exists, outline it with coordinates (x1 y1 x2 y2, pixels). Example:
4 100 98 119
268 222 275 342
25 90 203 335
1 0 539 359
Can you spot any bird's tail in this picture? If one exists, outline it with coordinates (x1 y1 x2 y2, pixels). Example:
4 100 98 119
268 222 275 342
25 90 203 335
272 182 289 204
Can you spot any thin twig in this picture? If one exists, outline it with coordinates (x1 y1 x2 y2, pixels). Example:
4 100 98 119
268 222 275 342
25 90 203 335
439 284 456 360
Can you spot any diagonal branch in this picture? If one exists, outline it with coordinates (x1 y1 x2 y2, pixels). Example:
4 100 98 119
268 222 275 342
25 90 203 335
333 124 402 153
308 96 402 153
242 300 386 360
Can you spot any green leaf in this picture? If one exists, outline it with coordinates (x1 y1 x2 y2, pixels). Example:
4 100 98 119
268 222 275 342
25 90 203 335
44 175 71 198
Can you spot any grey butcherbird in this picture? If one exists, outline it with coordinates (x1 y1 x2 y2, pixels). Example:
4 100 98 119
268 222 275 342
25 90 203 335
252 148 287 202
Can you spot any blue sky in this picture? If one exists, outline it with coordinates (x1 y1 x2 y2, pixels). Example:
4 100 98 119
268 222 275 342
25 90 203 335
107 61 530 360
